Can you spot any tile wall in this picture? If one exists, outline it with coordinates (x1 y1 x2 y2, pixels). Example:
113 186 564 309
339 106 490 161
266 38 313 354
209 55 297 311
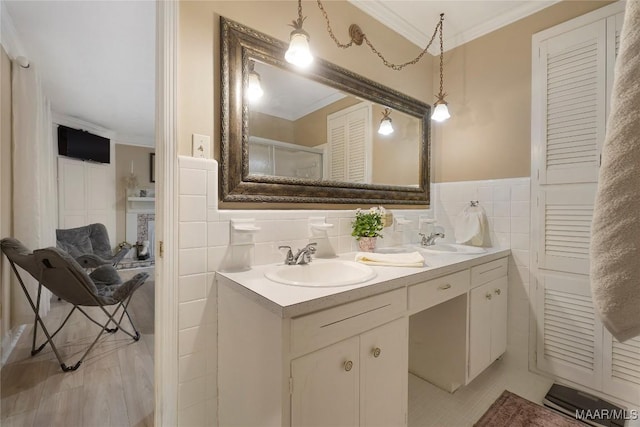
176 156 532 425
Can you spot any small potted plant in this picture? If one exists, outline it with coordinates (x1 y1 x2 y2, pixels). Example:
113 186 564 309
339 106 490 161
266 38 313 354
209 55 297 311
351 206 385 252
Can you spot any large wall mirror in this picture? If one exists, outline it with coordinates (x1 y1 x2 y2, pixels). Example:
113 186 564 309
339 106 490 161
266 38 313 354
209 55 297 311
221 17 431 205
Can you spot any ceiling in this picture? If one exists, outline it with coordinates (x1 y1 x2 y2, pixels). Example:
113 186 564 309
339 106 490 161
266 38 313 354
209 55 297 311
2 1 557 148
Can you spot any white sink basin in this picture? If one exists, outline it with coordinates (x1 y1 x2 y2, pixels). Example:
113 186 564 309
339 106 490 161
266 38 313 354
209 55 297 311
265 260 376 287
419 243 487 255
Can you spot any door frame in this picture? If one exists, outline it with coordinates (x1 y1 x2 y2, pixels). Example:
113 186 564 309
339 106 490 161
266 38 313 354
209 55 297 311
155 1 179 425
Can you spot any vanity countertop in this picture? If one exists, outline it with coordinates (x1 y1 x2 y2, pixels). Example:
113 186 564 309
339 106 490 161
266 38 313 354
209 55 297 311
216 247 511 318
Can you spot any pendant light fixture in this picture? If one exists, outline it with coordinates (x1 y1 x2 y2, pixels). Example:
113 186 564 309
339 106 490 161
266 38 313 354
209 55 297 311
378 108 394 135
247 61 264 101
285 0 313 68
431 13 451 122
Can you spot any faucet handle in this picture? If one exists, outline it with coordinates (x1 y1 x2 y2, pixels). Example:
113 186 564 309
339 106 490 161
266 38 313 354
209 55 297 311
306 242 318 253
278 245 294 263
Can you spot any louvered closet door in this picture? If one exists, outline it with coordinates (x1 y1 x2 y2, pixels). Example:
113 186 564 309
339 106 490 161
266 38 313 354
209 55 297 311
539 20 606 185
537 184 595 275
346 106 369 183
536 270 603 390
603 332 640 405
605 13 624 120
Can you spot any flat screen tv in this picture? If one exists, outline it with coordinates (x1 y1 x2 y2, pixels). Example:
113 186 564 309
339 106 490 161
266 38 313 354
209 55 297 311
57 125 110 163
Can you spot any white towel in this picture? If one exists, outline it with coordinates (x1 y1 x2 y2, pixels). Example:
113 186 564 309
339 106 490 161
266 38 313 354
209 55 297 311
454 205 486 246
590 1 640 342
355 251 424 267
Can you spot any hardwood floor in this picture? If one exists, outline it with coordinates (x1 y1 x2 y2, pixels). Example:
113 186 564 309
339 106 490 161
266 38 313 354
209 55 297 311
1 269 154 427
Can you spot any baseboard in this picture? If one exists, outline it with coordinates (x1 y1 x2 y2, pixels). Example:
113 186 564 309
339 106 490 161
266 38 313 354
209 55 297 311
1 324 26 366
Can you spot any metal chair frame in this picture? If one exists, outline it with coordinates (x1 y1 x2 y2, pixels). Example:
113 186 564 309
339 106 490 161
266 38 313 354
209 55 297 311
6 257 141 372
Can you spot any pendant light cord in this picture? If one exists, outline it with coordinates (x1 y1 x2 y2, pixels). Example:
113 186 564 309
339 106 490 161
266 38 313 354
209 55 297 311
438 13 445 99
317 1 444 71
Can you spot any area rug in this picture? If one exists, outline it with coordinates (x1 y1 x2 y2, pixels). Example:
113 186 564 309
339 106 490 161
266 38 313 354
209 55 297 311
474 390 585 427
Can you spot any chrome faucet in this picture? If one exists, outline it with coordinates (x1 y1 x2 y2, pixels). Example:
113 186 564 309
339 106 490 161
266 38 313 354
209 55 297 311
419 232 445 247
279 242 317 265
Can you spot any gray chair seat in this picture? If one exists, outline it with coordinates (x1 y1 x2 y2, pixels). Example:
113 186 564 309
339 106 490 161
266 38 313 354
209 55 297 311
0 237 149 372
56 223 130 268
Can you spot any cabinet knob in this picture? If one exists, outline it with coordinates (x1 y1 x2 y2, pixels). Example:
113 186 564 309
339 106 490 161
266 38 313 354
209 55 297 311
372 347 381 358
344 360 353 372
485 293 492 300
438 284 452 291
494 288 501 295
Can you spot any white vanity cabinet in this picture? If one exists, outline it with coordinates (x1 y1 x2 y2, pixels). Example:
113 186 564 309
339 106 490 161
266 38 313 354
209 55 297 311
217 251 510 427
291 318 407 427
468 258 508 381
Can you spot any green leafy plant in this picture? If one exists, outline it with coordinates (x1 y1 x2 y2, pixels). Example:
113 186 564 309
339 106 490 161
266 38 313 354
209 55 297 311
351 206 385 240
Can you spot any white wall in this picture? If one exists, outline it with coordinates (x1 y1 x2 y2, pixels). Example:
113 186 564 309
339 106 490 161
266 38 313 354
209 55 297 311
177 156 532 424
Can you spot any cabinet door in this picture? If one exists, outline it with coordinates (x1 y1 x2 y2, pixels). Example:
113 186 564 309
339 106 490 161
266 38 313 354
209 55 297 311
490 277 508 361
468 282 492 380
360 318 407 427
291 336 359 427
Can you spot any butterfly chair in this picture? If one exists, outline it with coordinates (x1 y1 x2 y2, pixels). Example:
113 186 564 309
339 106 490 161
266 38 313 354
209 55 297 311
0 238 149 372
56 223 130 268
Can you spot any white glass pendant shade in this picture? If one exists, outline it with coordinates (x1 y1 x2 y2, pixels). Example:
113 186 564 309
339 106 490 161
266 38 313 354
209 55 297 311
378 118 394 135
248 71 264 101
431 102 450 122
285 31 313 68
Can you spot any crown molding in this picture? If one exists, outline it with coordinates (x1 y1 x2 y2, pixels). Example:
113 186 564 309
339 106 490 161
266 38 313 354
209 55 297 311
349 0 560 54
0 1 27 59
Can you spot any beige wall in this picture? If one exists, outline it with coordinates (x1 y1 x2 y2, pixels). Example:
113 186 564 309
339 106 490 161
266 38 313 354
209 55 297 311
115 144 155 245
179 0 433 160
249 111 295 144
432 0 613 182
293 96 360 148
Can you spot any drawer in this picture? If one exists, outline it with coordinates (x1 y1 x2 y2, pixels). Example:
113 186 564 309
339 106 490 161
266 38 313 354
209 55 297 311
290 288 406 356
408 270 470 314
471 257 508 287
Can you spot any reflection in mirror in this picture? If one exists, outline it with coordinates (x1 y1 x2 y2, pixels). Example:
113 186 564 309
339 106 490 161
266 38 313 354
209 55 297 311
221 17 431 205
248 62 421 187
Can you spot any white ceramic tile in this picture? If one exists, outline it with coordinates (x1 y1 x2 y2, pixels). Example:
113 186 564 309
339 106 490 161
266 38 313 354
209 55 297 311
179 168 207 195
510 217 529 234
510 232 530 250
510 249 530 267
208 246 228 272
492 217 510 233
493 185 510 201
207 208 219 222
179 299 207 330
207 169 218 208
494 201 510 217
179 326 206 356
254 242 282 266
179 273 207 303
178 155 215 170
510 201 530 218
478 186 493 202
509 263 530 285
179 195 207 222
208 221 230 247
493 232 510 248
178 376 208 409
511 183 530 201
179 222 207 249
179 351 207 383
179 248 207 276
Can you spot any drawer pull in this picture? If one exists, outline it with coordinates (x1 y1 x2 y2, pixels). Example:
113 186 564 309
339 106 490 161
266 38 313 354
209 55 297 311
494 288 501 295
485 293 492 300
344 360 353 372
372 347 381 358
438 284 452 291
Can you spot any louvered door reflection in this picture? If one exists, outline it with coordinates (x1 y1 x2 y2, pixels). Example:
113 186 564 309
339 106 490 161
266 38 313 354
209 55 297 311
327 103 371 183
537 184 595 275
537 271 603 390
539 20 606 185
